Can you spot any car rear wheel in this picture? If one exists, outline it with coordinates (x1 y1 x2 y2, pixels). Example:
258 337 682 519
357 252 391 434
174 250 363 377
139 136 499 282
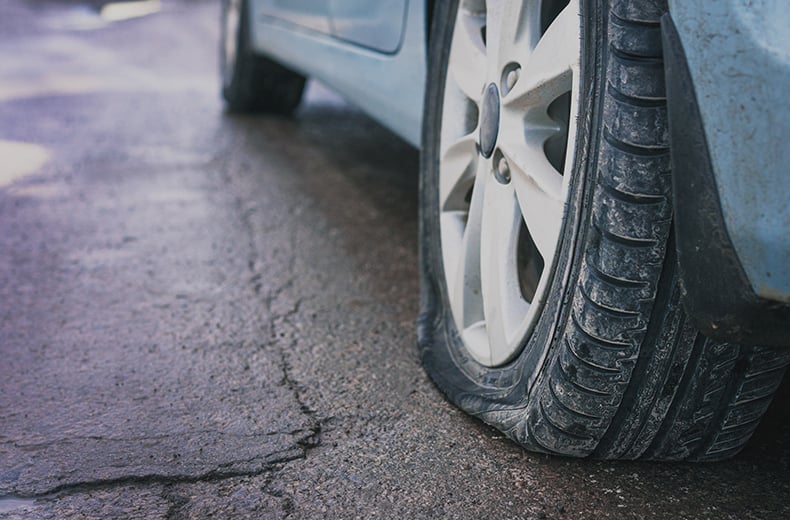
419 0 790 461
221 0 306 114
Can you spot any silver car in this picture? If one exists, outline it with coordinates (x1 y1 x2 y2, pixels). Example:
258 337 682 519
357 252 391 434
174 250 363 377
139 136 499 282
220 0 790 461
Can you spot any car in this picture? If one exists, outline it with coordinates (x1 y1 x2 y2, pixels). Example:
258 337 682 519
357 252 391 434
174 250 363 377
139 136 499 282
219 0 790 461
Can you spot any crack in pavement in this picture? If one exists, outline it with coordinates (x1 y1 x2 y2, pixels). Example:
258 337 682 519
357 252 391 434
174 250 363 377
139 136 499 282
0 147 329 511
3 429 313 450
217 150 329 449
1 450 303 501
203 153 329 505
278 337 324 453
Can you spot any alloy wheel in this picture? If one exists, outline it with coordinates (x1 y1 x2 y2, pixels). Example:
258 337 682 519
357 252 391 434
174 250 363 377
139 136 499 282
438 0 581 366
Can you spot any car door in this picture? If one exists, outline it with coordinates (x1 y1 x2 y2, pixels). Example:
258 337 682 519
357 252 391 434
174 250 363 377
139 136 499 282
328 0 409 53
245 0 426 145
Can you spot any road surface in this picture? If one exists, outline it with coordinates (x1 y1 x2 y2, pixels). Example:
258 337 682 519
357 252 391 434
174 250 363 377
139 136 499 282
0 1 788 518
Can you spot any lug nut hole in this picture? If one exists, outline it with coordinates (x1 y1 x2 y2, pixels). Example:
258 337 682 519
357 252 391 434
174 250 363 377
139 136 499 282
494 152 511 185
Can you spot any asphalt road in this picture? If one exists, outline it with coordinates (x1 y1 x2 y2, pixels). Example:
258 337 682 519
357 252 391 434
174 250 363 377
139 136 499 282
0 1 788 518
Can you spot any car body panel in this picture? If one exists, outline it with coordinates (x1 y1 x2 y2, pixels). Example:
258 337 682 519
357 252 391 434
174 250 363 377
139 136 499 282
668 0 790 303
328 0 409 54
252 0 332 34
249 0 426 146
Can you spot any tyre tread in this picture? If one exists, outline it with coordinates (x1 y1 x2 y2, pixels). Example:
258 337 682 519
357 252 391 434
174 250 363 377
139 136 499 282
519 0 788 461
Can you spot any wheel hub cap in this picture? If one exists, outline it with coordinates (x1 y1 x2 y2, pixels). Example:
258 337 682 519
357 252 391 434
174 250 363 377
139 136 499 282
479 83 500 158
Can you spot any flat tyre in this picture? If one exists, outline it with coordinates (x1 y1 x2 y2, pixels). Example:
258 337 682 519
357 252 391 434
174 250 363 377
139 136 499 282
418 0 790 461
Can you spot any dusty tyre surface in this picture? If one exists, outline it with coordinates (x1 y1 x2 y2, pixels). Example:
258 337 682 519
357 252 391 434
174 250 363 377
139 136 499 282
221 0 306 114
418 0 790 461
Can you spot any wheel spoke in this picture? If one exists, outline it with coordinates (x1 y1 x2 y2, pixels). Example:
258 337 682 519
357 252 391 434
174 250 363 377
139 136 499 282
479 181 530 364
495 1 541 73
502 0 580 109
481 0 505 78
447 7 487 102
504 145 565 261
498 127 563 200
439 133 478 212
444 161 489 339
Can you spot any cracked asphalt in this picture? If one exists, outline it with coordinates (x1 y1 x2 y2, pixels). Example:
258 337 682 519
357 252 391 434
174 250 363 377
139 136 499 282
1 1 789 518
